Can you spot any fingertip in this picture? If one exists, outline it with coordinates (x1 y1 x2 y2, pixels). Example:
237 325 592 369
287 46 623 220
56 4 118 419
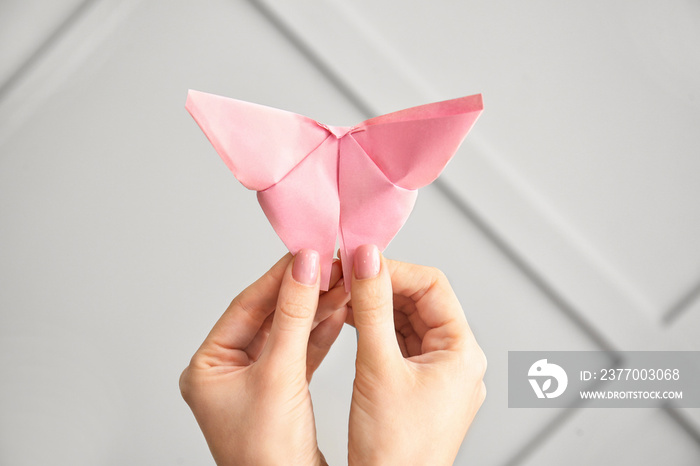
327 259 343 290
353 244 381 280
349 246 400 361
291 249 320 286
350 245 391 319
261 250 322 368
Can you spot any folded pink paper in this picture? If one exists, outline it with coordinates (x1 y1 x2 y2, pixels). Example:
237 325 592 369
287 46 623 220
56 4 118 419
186 90 483 291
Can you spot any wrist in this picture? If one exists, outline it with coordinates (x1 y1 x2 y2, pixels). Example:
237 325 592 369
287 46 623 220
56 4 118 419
349 447 454 466
209 443 326 466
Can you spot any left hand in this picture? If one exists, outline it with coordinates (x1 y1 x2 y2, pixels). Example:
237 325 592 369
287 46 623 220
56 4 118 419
179 250 350 466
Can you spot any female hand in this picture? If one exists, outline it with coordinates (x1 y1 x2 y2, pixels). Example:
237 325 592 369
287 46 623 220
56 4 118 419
179 250 350 466
347 245 487 466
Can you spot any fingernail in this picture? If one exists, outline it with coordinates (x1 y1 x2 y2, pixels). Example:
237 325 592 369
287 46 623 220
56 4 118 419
354 244 380 280
293 249 319 285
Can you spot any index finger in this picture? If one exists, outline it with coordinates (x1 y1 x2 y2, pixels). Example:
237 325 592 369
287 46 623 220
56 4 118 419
201 253 292 352
385 259 469 331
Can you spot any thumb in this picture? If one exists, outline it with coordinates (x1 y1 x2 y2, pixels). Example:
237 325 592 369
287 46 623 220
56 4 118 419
262 249 321 371
351 244 401 366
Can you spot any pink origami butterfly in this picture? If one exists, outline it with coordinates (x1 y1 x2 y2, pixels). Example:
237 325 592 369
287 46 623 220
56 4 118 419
186 90 483 291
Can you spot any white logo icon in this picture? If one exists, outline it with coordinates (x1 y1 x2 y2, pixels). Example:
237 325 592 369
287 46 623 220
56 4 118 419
528 359 568 399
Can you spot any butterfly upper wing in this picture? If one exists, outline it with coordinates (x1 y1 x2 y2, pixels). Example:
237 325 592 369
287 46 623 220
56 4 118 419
186 90 330 190
350 94 483 190
186 89 340 289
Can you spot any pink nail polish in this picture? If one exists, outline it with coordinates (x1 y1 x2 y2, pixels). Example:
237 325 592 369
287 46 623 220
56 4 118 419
354 244 380 279
293 249 319 285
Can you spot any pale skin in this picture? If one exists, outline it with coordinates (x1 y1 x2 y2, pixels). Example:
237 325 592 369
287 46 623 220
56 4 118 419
180 245 487 465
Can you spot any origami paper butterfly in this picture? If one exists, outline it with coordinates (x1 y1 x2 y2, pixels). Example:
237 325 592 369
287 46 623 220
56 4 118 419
186 90 483 291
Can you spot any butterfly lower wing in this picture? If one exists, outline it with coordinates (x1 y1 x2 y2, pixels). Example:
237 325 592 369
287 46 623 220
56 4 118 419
338 136 417 291
258 135 340 290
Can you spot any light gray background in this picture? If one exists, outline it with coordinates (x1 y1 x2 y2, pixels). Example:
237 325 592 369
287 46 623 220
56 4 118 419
1 1 699 465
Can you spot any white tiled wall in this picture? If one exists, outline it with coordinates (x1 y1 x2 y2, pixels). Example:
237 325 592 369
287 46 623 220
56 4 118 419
1 1 698 465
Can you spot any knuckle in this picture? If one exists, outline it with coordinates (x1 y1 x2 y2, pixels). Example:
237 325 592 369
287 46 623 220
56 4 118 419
414 265 448 289
409 265 450 302
353 286 391 319
358 307 390 327
429 266 448 284
278 295 314 321
354 300 392 328
178 366 197 403
473 345 488 378
461 342 487 379
479 381 487 404
179 354 210 405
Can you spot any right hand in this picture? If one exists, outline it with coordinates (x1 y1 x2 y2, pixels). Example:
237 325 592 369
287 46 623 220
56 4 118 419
346 244 487 466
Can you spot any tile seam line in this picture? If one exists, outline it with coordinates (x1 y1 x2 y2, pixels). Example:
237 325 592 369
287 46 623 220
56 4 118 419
663 405 700 446
663 279 700 325
0 0 97 102
244 0 376 118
